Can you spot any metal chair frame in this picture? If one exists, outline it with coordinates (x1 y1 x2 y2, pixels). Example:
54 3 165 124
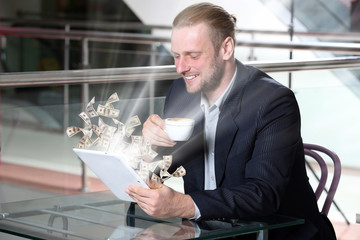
303 143 342 216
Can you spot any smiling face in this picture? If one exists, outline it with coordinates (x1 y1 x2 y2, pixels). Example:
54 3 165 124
171 23 225 96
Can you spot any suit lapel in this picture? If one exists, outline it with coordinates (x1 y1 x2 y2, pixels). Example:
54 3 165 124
214 60 249 186
215 108 238 186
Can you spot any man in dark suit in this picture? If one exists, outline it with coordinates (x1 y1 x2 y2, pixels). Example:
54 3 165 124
126 2 336 239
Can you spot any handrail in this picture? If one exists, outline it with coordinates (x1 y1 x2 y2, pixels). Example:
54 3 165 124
237 29 360 42
2 19 360 42
0 18 170 31
236 40 360 54
0 56 360 87
2 26 360 54
0 26 168 44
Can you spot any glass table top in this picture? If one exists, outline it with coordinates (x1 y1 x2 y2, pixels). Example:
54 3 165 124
0 191 304 240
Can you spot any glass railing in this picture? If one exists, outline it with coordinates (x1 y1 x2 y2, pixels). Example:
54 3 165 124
0 24 359 225
1 56 360 176
2 25 360 72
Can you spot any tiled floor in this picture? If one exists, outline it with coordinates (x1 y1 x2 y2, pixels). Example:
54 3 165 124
0 162 359 240
333 221 360 240
0 162 108 195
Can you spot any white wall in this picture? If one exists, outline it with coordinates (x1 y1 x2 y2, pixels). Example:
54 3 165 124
124 0 287 30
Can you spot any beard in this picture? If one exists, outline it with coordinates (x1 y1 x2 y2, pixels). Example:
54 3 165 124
185 54 224 94
202 55 224 93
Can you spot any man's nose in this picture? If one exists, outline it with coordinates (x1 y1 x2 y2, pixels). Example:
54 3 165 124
176 57 190 74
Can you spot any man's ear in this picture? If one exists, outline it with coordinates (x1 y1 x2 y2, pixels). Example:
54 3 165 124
221 37 235 60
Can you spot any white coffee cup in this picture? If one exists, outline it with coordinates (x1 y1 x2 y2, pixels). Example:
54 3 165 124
165 118 195 141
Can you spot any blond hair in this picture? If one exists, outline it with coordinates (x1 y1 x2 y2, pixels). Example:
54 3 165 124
173 2 237 51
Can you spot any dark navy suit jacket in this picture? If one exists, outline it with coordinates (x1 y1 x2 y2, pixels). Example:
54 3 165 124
159 60 335 239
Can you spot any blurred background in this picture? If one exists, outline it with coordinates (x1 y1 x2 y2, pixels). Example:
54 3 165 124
0 0 359 239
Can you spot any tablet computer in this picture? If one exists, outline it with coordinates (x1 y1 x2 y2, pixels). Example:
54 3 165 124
73 148 149 202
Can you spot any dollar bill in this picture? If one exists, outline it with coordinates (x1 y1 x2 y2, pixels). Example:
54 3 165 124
79 112 91 126
172 166 186 177
79 127 92 138
129 135 143 156
99 136 111 150
101 125 117 149
139 161 149 172
132 135 143 145
66 126 81 137
162 155 172 171
106 92 119 104
86 97 98 118
97 104 120 118
113 119 125 134
98 117 116 133
78 135 92 149
98 117 106 131
141 139 158 161
126 115 141 129
149 172 162 189
147 139 158 160
148 150 158 161
91 137 102 147
122 115 140 137
91 124 102 136
104 102 114 109
125 127 135 137
160 169 171 181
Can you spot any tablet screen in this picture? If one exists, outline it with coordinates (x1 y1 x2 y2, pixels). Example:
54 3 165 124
73 148 149 202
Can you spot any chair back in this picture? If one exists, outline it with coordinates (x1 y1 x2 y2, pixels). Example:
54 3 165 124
303 143 341 215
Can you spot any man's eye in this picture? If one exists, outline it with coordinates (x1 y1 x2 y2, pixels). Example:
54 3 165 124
190 54 199 59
